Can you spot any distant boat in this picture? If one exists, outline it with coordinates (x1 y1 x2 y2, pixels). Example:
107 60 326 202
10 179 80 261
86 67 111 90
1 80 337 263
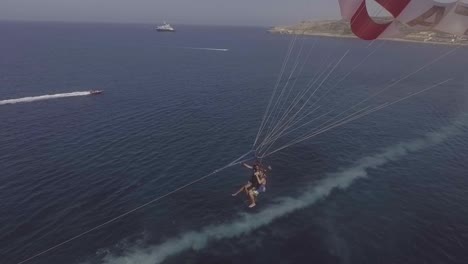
89 90 103 95
156 22 175 32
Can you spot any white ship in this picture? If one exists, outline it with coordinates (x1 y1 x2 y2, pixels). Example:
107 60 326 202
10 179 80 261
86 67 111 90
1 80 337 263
156 22 175 32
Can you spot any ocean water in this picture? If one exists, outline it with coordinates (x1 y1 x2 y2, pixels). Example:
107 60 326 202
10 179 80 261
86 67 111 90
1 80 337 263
1 21 468 264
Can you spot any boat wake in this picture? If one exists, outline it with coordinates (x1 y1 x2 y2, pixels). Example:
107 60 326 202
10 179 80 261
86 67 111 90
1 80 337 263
0 91 92 106
179 47 229 52
96 116 467 264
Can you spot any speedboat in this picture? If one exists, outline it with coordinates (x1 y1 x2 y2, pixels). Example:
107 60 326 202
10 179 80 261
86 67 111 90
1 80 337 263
89 90 103 95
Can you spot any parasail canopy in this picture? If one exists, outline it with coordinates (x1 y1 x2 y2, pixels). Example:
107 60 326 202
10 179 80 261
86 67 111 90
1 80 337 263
338 0 468 40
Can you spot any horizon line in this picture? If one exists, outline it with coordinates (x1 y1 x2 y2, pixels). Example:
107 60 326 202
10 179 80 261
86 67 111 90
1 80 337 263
0 16 340 28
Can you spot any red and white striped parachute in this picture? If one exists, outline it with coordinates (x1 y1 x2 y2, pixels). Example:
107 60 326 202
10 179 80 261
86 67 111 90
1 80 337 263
338 0 468 40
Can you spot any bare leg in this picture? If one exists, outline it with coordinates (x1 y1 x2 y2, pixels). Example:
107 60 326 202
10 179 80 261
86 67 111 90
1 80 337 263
232 182 251 196
244 186 250 196
231 186 244 196
248 190 256 208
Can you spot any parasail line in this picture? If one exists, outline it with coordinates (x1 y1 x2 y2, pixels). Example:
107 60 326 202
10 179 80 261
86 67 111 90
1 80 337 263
261 78 453 158
263 36 306 140
267 34 315 138
259 55 335 148
254 35 298 147
257 107 333 154
16 150 253 264
264 34 351 144
262 102 392 158
267 34 309 138
258 104 373 157
265 45 343 140
259 0 396 150
255 15 352 151
311 45 461 132
259 50 350 153
257 53 337 153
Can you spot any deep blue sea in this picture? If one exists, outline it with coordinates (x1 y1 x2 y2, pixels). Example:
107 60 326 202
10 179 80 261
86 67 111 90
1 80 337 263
1 21 468 264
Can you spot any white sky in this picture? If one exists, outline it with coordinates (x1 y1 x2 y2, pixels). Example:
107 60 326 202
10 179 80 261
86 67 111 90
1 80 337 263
0 0 341 26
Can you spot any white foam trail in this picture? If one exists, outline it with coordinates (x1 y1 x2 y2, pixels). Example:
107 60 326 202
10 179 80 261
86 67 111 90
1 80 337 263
100 118 467 264
179 47 229 52
0 92 92 106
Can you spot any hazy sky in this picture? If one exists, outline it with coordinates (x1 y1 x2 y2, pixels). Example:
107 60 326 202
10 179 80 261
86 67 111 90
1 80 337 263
0 0 340 26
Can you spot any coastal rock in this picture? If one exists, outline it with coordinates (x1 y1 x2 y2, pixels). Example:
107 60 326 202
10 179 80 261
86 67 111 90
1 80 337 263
268 19 468 45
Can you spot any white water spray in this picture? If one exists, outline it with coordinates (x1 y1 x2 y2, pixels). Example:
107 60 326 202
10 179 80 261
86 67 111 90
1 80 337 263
0 91 92 106
99 117 467 264
178 47 229 52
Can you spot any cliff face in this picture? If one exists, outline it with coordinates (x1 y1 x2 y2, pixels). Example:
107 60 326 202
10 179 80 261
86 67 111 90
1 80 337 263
268 19 468 45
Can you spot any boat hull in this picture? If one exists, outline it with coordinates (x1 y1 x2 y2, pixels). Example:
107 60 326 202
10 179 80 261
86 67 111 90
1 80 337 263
89 90 103 95
156 29 175 32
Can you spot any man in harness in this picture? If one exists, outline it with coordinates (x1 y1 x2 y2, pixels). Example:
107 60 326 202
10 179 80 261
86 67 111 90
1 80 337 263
232 161 268 208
